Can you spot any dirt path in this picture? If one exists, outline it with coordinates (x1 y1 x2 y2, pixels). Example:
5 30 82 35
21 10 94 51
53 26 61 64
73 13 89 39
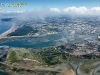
59 64 75 75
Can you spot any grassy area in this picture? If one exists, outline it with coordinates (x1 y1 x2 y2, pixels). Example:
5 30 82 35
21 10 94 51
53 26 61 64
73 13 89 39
8 51 21 64
7 47 70 66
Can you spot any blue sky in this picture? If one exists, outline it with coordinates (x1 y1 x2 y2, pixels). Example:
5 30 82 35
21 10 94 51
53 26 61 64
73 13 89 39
1 0 100 11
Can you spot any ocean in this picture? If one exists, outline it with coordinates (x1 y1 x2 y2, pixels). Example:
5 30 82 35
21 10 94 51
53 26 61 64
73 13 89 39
0 22 12 34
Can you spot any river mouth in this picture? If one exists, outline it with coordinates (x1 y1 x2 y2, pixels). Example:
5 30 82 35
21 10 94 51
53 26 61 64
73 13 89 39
0 22 12 34
0 33 96 48
0 34 61 48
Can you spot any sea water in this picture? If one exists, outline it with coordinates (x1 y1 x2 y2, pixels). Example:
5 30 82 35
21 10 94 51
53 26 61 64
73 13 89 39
0 22 12 34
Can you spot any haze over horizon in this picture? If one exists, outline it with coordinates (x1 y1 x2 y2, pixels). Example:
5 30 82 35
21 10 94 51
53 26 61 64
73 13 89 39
0 0 100 18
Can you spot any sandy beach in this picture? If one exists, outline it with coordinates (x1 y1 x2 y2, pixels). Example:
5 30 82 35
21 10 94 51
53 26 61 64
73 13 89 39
0 23 16 39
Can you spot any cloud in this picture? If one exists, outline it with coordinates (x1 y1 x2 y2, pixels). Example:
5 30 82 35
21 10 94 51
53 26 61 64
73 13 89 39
90 7 100 15
1 7 100 16
50 8 61 13
63 6 100 15
1 6 100 20
0 10 25 13
63 6 87 14
50 7 100 16
91 7 100 12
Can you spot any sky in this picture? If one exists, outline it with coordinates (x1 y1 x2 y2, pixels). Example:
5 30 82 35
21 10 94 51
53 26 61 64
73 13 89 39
0 0 100 16
0 0 100 11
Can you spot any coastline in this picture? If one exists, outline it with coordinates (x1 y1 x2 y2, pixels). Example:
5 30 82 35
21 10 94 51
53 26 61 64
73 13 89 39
0 23 16 39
